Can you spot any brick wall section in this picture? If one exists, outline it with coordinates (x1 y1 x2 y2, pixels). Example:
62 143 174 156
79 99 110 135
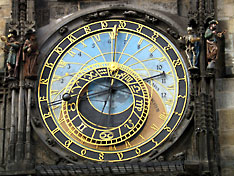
0 0 11 70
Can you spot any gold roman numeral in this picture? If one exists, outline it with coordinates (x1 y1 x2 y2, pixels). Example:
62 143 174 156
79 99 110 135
151 124 159 131
125 141 132 148
80 41 87 48
67 49 76 57
138 38 143 46
159 112 167 120
77 123 87 132
165 99 173 106
167 85 175 90
149 45 157 53
138 134 145 140
94 34 101 42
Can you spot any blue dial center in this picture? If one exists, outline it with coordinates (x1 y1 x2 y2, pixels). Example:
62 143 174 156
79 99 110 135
87 77 133 115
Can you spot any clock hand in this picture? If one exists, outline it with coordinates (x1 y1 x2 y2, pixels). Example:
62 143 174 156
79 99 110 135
49 71 165 106
91 80 131 94
110 71 166 91
83 71 165 100
113 25 118 62
107 86 114 127
101 90 111 113
48 93 72 106
108 25 119 95
48 89 110 106
101 74 115 113
82 70 164 97
79 89 110 101
143 71 165 81
48 100 63 106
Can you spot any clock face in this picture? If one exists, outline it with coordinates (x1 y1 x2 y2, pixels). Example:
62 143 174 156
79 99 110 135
37 19 189 162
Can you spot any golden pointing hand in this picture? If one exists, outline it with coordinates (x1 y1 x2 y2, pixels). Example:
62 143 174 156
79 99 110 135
112 25 119 62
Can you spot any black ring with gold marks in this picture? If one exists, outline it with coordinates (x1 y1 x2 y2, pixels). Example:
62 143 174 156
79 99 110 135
37 19 189 162
61 63 150 146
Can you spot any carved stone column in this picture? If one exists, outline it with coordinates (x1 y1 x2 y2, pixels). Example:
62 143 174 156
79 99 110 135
7 81 19 165
188 0 219 175
24 79 34 166
15 0 26 163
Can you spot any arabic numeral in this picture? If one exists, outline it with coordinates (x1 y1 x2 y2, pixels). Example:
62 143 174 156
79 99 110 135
67 64 71 69
157 65 162 70
137 45 140 49
108 39 111 43
92 43 95 48
61 79 64 83
152 82 159 91
162 78 166 83
161 92 167 98
124 40 127 44
78 52 82 56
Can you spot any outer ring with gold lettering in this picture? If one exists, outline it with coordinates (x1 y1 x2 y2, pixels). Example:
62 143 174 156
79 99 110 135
37 19 189 162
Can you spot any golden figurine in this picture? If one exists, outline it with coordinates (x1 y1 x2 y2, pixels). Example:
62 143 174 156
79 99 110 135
184 27 200 68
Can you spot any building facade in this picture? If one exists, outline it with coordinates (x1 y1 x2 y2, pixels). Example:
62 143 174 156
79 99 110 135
0 0 233 175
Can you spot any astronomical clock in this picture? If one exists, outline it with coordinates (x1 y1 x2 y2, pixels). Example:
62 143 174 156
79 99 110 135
35 8 190 163
0 1 220 175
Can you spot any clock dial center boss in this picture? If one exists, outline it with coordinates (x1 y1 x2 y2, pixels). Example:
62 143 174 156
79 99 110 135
37 19 189 162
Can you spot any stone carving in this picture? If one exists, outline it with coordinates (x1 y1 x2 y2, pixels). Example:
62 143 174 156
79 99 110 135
84 11 111 21
23 30 39 79
184 27 200 68
46 137 56 147
32 116 42 127
205 20 225 69
123 10 142 18
144 15 158 24
1 33 20 78
59 26 68 35
167 28 180 39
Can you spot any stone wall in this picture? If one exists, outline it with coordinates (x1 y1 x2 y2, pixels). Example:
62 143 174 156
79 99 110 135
35 0 188 27
0 0 11 70
217 0 234 76
216 1 234 175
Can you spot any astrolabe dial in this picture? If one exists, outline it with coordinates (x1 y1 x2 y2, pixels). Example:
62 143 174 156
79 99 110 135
61 62 150 146
37 19 189 162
